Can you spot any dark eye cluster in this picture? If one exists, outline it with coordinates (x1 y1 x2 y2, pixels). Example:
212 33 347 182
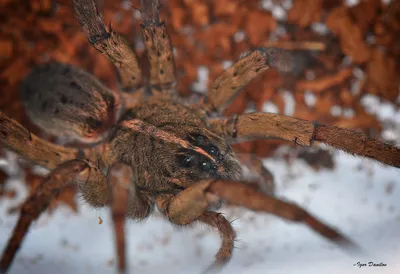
177 134 222 173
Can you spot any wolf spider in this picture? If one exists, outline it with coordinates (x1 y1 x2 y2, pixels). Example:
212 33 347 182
0 0 399 273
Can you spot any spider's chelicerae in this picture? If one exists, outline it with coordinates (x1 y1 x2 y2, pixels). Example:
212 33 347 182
0 0 399 273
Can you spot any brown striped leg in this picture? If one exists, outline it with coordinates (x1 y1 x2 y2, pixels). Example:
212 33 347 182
207 179 359 250
0 111 79 170
235 152 275 195
198 211 236 273
107 163 133 274
203 48 292 114
157 178 357 267
0 160 100 273
140 0 176 93
209 113 400 168
107 163 155 273
73 0 142 91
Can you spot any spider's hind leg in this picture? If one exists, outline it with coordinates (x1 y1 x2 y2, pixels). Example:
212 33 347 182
0 159 108 273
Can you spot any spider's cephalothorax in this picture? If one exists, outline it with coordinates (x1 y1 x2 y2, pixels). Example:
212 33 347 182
0 0 399 273
111 98 242 192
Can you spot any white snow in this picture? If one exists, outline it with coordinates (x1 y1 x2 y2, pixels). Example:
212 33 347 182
191 66 209 94
262 102 280 114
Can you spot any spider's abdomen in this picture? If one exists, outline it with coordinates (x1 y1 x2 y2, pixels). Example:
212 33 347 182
20 62 121 144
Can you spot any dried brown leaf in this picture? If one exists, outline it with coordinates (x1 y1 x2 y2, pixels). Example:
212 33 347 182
296 68 353 93
212 0 239 17
365 49 400 101
288 0 323 28
244 10 276 46
326 6 372 63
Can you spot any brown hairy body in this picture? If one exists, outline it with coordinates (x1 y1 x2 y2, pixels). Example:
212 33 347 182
0 0 399 273
112 97 242 191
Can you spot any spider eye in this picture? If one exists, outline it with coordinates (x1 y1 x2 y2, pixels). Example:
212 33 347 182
200 161 211 171
182 156 194 167
208 145 219 156
200 161 217 172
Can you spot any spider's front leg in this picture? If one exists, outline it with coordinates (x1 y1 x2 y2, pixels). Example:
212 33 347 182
157 178 357 271
202 47 292 113
204 47 399 168
0 159 109 273
73 0 142 91
156 181 236 271
207 179 359 250
209 113 400 168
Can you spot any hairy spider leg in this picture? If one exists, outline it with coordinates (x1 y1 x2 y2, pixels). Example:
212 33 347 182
0 160 92 273
0 112 79 169
0 159 145 274
156 176 359 272
108 163 134 274
209 113 400 168
73 0 142 91
140 0 177 94
207 179 360 250
203 48 291 114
